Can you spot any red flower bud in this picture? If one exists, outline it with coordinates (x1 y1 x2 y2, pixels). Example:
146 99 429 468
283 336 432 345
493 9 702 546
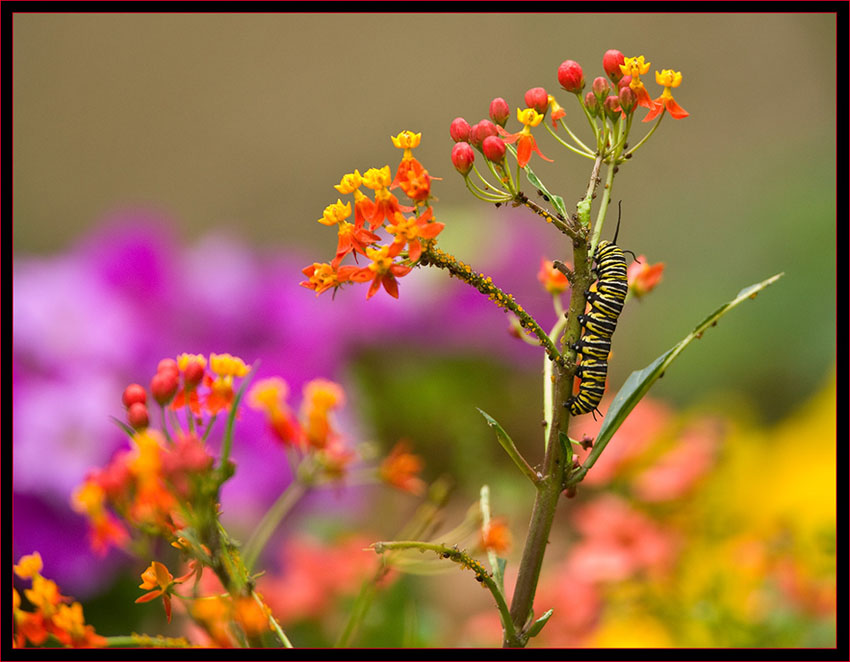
449 117 471 143
603 50 625 83
151 370 179 406
557 60 585 94
592 76 611 101
524 87 549 114
603 95 621 120
618 85 636 115
156 358 179 378
617 74 632 90
482 136 506 163
488 97 510 127
122 384 147 408
584 91 600 117
127 402 149 430
183 360 205 388
470 119 498 150
451 142 475 176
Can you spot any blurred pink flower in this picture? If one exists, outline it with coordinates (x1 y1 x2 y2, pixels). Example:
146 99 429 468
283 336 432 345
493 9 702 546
567 494 677 583
631 418 723 502
257 535 377 625
572 397 673 485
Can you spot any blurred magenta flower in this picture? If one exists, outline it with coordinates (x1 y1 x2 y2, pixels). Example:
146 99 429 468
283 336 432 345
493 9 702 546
13 204 557 596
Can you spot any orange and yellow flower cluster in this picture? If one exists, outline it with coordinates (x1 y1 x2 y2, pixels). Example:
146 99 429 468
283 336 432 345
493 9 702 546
248 376 357 480
301 131 444 299
72 352 250 556
13 552 106 648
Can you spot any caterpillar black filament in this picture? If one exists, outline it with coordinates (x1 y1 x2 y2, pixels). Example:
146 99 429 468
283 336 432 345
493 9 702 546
566 240 628 416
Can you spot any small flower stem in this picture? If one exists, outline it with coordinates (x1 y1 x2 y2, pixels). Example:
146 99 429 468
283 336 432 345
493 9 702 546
242 479 309 572
420 246 562 365
479 485 504 592
544 120 594 159
465 176 511 203
622 108 665 160
588 146 621 259
218 365 257 472
252 590 293 648
576 94 602 147
371 540 519 646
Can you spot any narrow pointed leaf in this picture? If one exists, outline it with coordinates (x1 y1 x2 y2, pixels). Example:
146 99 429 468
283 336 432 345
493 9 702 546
477 408 539 485
523 167 568 219
568 273 783 485
526 608 554 639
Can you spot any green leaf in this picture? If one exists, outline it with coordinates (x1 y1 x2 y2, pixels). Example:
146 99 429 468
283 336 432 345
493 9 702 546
109 415 136 439
523 167 568 219
526 608 554 639
568 273 784 485
477 408 539 485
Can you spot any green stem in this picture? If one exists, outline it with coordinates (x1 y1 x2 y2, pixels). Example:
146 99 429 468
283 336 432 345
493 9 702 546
513 191 580 240
252 590 293 648
371 540 520 647
103 634 192 648
421 246 562 365
465 175 512 202
622 108 665 160
543 120 594 159
242 480 308 571
506 167 597 646
479 485 504 592
588 148 620 260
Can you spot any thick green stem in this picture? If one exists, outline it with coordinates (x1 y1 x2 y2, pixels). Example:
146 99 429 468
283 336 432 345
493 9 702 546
506 241 590 646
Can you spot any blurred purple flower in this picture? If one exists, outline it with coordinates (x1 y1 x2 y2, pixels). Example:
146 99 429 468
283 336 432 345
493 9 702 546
12 203 558 594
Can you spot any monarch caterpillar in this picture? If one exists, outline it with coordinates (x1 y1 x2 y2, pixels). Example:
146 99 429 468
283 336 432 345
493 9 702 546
566 356 608 416
566 233 630 417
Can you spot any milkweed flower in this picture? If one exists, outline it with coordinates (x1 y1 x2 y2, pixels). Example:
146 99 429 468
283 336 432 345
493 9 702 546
481 517 512 555
642 69 689 122
498 108 553 168
386 207 445 263
627 257 665 297
248 377 303 447
301 378 345 449
538 257 570 295
334 171 378 230
379 440 425 495
619 55 661 115
135 561 177 622
300 261 366 296
548 95 566 127
354 245 413 299
391 130 437 203
362 166 414 229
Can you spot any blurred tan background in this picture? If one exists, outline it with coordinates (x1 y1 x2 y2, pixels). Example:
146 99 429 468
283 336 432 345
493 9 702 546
14 12 836 418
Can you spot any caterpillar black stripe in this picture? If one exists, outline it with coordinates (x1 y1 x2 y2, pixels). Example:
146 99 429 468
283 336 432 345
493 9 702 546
566 239 629 416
